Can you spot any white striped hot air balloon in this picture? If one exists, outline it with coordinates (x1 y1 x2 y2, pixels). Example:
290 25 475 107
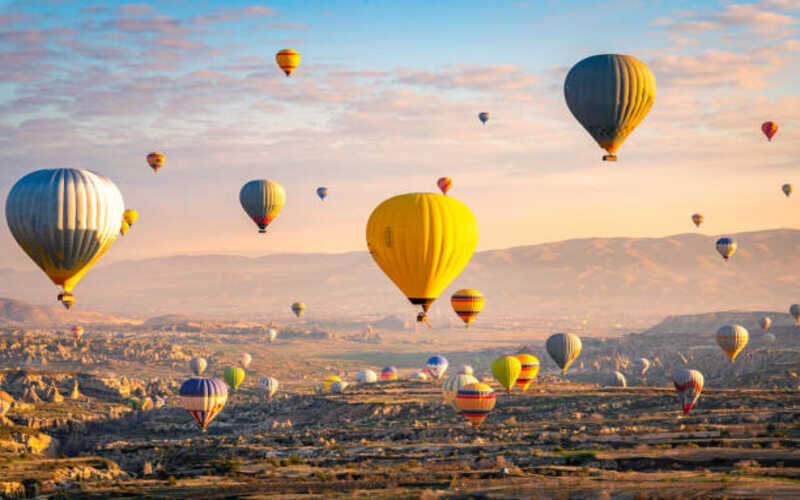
239 179 286 233
672 369 703 414
715 325 749 362
442 374 478 408
356 369 377 384
546 333 582 374
635 357 650 376
607 371 627 387
259 377 279 400
5 168 125 309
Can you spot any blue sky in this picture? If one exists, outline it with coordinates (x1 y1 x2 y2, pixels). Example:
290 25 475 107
0 0 799 269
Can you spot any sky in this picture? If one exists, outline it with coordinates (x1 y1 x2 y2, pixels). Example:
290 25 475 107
0 0 799 270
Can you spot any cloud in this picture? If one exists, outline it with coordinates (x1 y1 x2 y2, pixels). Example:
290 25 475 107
119 4 156 16
104 16 186 34
267 22 310 30
395 65 539 92
660 1 798 35
652 50 777 89
192 5 277 25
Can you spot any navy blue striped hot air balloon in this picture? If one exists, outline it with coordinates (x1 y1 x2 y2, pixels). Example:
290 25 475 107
179 377 228 432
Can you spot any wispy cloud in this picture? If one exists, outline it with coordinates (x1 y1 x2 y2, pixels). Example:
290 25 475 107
395 65 539 92
191 5 277 25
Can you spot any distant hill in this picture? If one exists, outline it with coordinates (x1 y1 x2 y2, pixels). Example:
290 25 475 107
0 298 141 327
642 310 797 337
4 229 800 321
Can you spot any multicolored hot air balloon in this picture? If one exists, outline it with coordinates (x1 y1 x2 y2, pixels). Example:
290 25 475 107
451 289 485 328
458 365 474 376
179 377 228 432
607 371 627 387
238 353 252 370
356 369 378 384
515 353 540 391
324 375 341 391
564 54 656 161
316 187 328 201
635 357 650 376
71 326 84 342
291 302 305 318
782 184 793 198
380 366 398 381
716 237 736 261
546 333 582 374
267 328 278 343
190 357 207 376
716 325 749 362
478 112 490 124
762 121 778 141
790 304 800 324
366 193 478 322
276 49 300 76
425 356 449 380
223 366 245 391
259 377 279 401
455 382 496 429
146 152 165 173
491 356 521 394
442 373 478 408
6 169 125 310
240 179 286 234
691 213 704 228
760 316 772 332
672 369 703 414
437 177 452 195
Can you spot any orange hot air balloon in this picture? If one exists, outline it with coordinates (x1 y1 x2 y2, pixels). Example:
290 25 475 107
276 49 300 77
146 152 165 173
691 213 703 228
71 326 84 342
514 353 540 391
761 121 778 141
437 177 452 195
455 382 496 429
451 289 484 328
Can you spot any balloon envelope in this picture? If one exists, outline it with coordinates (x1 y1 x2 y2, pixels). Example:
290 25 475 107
491 356 522 392
356 369 378 383
223 366 245 390
635 357 650 376
762 121 778 141
514 354 540 391
259 377 279 400
437 177 452 195
790 304 800 323
380 366 398 381
179 377 228 431
716 325 749 362
291 302 306 317
451 289 485 328
239 353 252 369
71 326 84 342
317 187 328 200
546 333 582 374
442 374 478 408
716 238 736 261
759 316 771 332
564 54 656 161
672 369 703 414
691 213 703 228
457 365 474 376
146 152 164 172
240 180 286 234
478 112 490 124
455 382 496 428
425 355 449 380
190 357 207 376
782 184 793 197
607 371 627 387
276 49 300 76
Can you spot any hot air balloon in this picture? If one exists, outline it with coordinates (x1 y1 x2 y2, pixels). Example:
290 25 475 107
238 353 252 370
514 354 540 391
458 365 474 376
154 396 166 409
716 237 736 261
316 187 328 201
455 382 496 429
635 357 650 376
380 366 398 381
0 391 13 417
478 112 490 124
437 177 452 195
546 333 582 374
330 380 349 393
451 289 485 328
139 397 154 411
716 325 749 362
126 397 140 410
691 213 704 228
764 333 776 343
762 121 778 141
276 49 300 76
259 377 279 401
409 371 429 381
491 356 522 394
240 179 286 234
790 304 800 323
442 373 478 408
71 326 84 342
425 356 449 380
146 152 165 173
564 54 656 161
291 302 305 318
190 357 207 376
366 193 478 322
267 328 278 343
224 366 245 391
356 369 378 384
6 169 125 309
179 377 228 432
607 371 627 387
783 184 793 197
123 209 138 228
672 369 703 414
760 316 771 332
324 375 341 391
119 220 130 236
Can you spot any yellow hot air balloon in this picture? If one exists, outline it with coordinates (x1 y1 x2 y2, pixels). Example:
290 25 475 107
514 353 540 391
366 193 478 321
224 366 245 391
276 49 300 76
240 179 286 233
715 325 749 362
5 169 125 309
119 219 130 236
490 356 521 394
324 375 341 392
291 302 305 318
564 54 656 161
455 382 496 429
123 209 138 227
451 289 485 328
